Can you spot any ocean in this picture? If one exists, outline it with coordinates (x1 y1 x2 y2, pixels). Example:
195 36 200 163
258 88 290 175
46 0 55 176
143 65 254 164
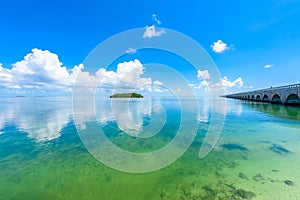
0 97 299 199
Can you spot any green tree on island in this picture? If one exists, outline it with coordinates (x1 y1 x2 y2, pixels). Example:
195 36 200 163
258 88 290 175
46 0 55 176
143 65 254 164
110 93 143 98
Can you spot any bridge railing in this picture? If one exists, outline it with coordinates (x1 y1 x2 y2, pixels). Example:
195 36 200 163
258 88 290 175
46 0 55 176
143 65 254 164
227 83 300 96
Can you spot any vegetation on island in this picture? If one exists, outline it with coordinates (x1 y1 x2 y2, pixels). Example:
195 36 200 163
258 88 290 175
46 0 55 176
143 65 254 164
110 93 143 98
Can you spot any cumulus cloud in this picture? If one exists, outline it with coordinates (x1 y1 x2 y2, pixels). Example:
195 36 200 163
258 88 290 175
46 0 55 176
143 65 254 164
153 80 163 85
194 69 244 91
211 40 229 53
221 76 243 88
264 64 273 69
125 47 137 54
0 49 152 93
152 14 162 25
194 80 209 90
0 63 14 88
151 80 167 93
99 59 152 89
143 25 166 38
0 48 79 91
197 69 210 80
153 88 165 93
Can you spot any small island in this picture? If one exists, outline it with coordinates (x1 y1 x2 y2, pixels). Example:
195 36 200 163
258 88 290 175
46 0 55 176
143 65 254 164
110 93 143 98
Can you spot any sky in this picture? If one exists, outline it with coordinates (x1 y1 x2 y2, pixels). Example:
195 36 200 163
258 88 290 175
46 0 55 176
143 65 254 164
1 0 300 96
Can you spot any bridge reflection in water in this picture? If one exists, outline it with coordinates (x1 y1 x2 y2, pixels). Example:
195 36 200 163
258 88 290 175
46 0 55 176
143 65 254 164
225 83 300 105
242 101 300 121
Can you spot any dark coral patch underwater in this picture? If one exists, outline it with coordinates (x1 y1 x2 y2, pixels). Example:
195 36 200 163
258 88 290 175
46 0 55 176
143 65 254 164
221 143 248 151
269 144 291 155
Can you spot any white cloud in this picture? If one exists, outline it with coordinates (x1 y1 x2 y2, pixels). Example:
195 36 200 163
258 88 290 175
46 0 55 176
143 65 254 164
194 74 244 92
75 59 153 92
0 48 80 91
151 80 167 93
125 47 137 54
221 76 243 88
264 64 273 69
0 63 14 87
197 69 210 80
152 14 162 25
153 80 163 85
75 64 99 88
153 88 165 93
194 66 247 92
194 80 209 90
176 88 182 92
211 40 229 53
143 25 166 38
0 49 152 93
116 59 152 88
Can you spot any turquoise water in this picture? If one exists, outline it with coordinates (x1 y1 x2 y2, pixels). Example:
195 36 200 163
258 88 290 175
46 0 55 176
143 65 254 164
0 97 300 199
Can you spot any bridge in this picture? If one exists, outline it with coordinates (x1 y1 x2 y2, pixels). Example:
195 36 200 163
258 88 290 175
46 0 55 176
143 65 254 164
225 83 300 105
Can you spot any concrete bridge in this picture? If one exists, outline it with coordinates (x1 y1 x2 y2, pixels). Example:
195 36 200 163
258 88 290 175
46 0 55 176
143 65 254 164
225 83 300 105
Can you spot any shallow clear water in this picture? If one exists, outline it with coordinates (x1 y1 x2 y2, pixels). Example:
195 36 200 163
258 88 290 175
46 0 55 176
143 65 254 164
0 97 300 199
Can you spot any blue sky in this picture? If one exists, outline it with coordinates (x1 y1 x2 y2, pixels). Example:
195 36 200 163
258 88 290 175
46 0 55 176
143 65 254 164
1 0 300 96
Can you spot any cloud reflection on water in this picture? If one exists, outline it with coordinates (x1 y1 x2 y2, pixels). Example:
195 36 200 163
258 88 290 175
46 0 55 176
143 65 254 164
0 97 72 141
0 97 267 143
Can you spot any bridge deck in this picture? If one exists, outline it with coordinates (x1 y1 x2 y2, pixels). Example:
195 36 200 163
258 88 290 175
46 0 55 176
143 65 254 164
225 83 300 105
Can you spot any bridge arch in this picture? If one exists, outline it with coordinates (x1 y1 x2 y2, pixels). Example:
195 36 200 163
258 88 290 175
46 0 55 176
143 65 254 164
262 94 269 102
225 83 300 106
285 93 300 105
256 95 261 101
271 94 282 104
